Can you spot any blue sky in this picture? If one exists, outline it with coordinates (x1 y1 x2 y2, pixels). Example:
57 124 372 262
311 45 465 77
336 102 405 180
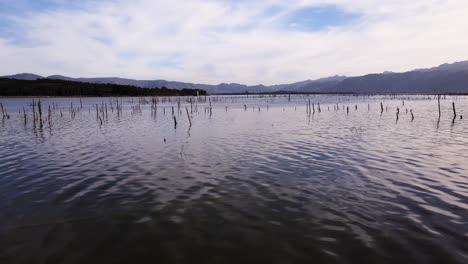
286 6 360 31
0 0 467 84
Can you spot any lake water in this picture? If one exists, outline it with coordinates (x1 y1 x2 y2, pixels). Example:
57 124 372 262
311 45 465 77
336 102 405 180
0 95 467 263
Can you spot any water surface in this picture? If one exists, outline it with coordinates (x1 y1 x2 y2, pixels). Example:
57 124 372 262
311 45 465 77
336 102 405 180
0 95 467 263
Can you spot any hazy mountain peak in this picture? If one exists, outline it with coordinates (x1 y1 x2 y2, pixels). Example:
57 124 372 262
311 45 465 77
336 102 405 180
315 75 347 82
47 75 74 80
1 73 43 80
413 60 468 73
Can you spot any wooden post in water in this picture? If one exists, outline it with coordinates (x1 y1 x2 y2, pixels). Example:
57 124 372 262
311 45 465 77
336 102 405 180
209 99 212 116
32 100 36 124
0 103 4 119
452 102 457 123
23 107 27 124
48 105 52 128
186 107 192 127
438 95 441 119
38 100 43 128
0 103 8 119
410 109 414 121
380 102 384 114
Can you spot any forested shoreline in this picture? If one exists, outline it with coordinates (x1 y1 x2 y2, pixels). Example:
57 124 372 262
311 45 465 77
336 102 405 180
0 78 207 97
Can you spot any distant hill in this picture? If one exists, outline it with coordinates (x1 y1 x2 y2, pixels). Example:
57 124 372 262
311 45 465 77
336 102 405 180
267 76 346 92
3 60 468 94
3 73 43 80
322 70 468 94
294 76 348 93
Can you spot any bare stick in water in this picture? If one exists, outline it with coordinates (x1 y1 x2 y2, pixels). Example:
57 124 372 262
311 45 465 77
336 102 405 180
48 105 52 128
38 100 43 128
438 95 441 119
209 99 212 116
452 102 457 123
0 103 4 119
186 107 192 127
23 107 27 124
396 107 400 122
32 100 36 124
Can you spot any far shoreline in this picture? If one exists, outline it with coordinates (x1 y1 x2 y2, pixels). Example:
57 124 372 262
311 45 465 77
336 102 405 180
0 95 209 99
1 93 468 98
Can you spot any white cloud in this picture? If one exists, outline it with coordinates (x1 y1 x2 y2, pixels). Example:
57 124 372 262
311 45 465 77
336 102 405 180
1 0 468 85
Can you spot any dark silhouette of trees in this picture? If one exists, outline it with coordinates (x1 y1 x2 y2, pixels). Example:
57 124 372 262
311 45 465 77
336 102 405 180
0 78 207 97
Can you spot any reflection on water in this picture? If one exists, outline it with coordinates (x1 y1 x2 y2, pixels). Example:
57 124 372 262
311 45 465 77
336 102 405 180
0 95 467 263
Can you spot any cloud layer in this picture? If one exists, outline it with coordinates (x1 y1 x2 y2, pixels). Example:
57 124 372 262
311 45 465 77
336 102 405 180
1 0 468 85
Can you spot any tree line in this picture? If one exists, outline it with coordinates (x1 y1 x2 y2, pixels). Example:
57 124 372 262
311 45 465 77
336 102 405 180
0 78 207 97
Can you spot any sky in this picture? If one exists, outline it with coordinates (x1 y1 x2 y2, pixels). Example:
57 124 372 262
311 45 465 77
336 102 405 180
0 0 468 85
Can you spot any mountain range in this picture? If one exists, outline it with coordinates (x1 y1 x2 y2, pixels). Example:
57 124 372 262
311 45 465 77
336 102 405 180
3 60 468 94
